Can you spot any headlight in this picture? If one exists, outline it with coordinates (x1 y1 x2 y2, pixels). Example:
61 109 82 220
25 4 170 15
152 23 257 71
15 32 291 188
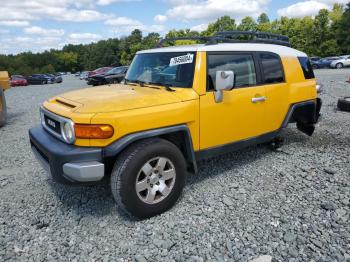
62 121 75 144
40 108 45 126
316 84 323 94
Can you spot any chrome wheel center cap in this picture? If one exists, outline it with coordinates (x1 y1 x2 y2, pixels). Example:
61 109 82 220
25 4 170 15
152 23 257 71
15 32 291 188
150 174 159 184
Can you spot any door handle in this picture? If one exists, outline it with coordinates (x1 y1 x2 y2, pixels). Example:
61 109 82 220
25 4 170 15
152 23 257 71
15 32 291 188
251 96 266 103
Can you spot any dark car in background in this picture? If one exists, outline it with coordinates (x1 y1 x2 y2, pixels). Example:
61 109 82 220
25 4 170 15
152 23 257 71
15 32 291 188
87 67 113 85
44 74 57 84
10 75 28 87
310 57 321 63
27 74 51 85
88 66 128 86
312 57 341 69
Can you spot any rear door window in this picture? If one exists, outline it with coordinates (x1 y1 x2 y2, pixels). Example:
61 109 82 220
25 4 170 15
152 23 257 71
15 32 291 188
298 57 315 79
259 53 284 84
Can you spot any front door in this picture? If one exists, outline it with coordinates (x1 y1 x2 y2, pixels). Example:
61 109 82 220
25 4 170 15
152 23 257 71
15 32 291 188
200 52 267 150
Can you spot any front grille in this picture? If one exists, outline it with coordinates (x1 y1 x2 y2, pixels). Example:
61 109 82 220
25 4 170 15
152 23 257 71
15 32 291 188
40 107 75 144
44 115 61 134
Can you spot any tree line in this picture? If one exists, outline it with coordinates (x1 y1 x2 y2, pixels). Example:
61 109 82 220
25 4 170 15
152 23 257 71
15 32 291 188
0 3 349 76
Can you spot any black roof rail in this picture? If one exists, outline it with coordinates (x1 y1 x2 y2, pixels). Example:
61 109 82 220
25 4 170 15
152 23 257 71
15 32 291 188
157 36 214 47
214 31 291 47
157 31 291 48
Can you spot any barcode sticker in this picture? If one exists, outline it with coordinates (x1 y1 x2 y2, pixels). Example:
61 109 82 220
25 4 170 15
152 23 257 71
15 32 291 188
169 53 194 67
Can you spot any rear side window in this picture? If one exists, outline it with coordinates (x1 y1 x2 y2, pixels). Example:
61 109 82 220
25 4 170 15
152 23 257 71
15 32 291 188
298 57 315 79
259 53 284 84
207 54 257 90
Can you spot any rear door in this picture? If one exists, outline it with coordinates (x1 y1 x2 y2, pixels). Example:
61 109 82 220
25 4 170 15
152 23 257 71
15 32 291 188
199 52 267 150
257 53 289 133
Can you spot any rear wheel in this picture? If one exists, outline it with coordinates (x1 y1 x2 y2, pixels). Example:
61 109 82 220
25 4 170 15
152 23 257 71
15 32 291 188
110 138 187 218
0 88 7 127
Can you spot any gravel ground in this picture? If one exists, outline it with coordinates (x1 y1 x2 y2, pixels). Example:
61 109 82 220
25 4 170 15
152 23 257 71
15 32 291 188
0 70 350 261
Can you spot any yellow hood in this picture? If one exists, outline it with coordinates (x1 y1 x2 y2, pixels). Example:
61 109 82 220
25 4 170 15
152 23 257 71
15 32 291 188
49 84 198 114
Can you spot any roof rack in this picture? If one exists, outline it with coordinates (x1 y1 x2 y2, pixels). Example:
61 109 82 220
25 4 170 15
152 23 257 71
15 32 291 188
214 31 291 47
157 36 214 47
157 31 291 47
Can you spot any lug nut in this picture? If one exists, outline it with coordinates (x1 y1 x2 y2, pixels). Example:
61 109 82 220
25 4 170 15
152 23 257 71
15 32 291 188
150 184 153 188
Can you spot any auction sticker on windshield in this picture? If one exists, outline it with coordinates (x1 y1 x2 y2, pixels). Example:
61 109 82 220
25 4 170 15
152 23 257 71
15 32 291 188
169 53 194 67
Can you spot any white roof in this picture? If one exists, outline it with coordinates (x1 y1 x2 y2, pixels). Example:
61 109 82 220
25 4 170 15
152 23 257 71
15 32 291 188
137 43 307 57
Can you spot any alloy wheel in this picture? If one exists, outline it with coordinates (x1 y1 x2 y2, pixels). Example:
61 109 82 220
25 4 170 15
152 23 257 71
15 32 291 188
135 157 176 205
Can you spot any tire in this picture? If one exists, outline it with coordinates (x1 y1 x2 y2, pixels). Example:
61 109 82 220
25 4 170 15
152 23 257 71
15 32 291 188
336 63 344 69
312 64 319 69
110 138 187 219
0 88 7 127
337 97 350 112
41 80 46 85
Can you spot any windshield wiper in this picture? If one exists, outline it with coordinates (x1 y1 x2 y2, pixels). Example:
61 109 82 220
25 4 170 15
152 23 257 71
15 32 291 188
125 79 147 87
125 79 175 91
146 82 176 92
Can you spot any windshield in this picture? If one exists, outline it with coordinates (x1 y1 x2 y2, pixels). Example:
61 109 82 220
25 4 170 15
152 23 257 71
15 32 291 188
125 52 196 88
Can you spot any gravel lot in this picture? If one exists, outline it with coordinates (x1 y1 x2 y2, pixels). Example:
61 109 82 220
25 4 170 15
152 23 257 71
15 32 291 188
1 70 350 261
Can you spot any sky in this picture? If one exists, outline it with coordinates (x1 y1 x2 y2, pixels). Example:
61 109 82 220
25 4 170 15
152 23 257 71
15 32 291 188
0 0 347 55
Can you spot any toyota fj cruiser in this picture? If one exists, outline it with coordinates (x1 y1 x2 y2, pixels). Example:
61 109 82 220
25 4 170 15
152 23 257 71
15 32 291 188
0 71 10 127
29 32 322 218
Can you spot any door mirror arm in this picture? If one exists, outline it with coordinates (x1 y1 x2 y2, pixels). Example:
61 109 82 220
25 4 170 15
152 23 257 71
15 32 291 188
214 71 235 103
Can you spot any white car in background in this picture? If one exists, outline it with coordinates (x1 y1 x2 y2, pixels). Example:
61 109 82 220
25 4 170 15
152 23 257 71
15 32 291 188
330 55 350 69
79 71 90 80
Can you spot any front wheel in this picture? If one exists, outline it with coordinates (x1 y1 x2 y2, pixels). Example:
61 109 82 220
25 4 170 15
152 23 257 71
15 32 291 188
336 63 344 69
110 138 187 218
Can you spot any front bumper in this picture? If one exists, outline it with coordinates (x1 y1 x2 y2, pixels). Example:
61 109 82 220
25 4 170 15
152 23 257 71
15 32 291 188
29 125 105 183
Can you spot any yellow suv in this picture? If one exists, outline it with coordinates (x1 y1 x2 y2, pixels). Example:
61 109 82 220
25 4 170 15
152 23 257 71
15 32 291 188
0 71 10 127
29 32 322 218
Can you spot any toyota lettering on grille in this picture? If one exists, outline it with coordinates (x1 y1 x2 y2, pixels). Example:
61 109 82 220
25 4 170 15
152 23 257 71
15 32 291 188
47 119 56 128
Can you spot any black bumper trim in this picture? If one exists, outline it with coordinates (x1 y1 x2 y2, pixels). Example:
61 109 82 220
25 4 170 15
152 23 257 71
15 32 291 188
29 125 103 182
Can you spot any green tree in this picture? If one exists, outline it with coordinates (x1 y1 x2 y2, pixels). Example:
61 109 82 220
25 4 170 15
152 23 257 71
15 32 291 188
41 64 55 73
203 16 236 36
258 13 270 24
337 3 350 54
237 16 257 31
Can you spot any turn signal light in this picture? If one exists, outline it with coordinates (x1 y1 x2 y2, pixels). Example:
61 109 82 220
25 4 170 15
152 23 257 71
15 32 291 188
75 124 114 139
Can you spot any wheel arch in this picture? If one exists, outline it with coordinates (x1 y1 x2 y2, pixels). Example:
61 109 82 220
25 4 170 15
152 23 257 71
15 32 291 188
103 125 198 174
282 99 321 127
281 98 322 136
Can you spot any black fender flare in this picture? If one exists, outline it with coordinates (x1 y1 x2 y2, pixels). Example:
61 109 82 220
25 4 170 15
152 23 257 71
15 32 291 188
281 98 322 136
282 98 321 128
103 125 198 174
